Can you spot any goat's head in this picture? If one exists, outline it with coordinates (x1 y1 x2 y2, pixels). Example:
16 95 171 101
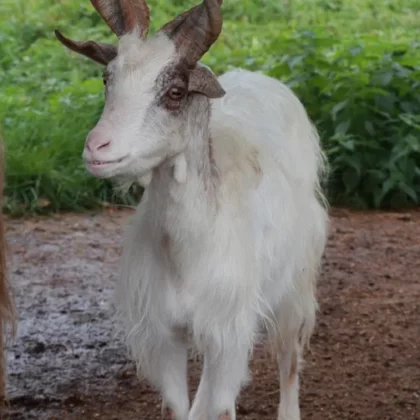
55 0 225 179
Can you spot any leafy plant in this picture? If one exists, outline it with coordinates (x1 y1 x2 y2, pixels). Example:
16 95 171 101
1 0 419 214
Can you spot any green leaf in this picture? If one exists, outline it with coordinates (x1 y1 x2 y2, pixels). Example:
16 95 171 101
342 168 360 192
330 100 349 121
399 183 418 202
364 121 375 136
335 120 351 135
376 177 397 206
373 71 393 87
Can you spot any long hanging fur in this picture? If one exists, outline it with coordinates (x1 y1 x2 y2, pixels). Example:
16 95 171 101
0 134 15 404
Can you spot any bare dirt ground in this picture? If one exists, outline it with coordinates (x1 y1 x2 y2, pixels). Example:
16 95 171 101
1 207 419 420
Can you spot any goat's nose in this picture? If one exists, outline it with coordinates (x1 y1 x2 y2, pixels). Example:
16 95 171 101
85 131 111 152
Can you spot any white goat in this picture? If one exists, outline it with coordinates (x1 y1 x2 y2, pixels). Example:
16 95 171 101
56 1 329 419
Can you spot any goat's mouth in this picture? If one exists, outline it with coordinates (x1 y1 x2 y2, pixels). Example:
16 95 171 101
85 156 129 176
86 157 127 166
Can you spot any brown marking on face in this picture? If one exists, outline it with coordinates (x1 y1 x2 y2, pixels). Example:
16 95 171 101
218 412 231 420
153 61 220 198
155 60 190 113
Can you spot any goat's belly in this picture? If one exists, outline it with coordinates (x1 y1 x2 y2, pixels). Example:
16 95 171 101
167 252 265 340
160 277 261 353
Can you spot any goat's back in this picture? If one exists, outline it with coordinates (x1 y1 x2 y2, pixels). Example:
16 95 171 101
210 69 326 192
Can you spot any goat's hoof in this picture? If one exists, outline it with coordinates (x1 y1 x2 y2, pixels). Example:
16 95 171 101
162 407 176 420
218 412 231 420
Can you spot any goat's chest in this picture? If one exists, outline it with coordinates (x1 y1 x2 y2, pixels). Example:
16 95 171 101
155 225 260 329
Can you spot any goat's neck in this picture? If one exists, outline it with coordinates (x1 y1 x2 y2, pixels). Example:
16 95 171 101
181 96 215 185
147 97 218 238
153 96 217 199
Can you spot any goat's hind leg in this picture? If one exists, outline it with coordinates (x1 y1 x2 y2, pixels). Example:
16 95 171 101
272 308 314 420
272 281 316 420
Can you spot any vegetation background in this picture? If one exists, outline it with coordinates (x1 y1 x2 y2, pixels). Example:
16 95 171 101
1 0 419 215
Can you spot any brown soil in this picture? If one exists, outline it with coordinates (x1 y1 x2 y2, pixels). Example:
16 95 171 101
1 208 419 420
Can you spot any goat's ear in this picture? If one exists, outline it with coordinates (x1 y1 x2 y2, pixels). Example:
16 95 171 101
55 30 117 66
188 65 226 99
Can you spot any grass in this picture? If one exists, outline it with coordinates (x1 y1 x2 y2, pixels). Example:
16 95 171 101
1 0 419 214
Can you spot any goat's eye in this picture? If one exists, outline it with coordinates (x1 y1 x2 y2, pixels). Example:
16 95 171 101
167 87 185 101
103 78 107 86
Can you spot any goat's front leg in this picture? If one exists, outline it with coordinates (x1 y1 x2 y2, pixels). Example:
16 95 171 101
189 329 254 420
141 331 189 420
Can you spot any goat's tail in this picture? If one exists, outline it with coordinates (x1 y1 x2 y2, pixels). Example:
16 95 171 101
0 134 16 404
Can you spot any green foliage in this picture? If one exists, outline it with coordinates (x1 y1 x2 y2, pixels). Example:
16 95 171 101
1 0 419 214
264 31 420 208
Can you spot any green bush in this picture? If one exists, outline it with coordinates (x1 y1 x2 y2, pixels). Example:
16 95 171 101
1 0 419 214
265 32 420 208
